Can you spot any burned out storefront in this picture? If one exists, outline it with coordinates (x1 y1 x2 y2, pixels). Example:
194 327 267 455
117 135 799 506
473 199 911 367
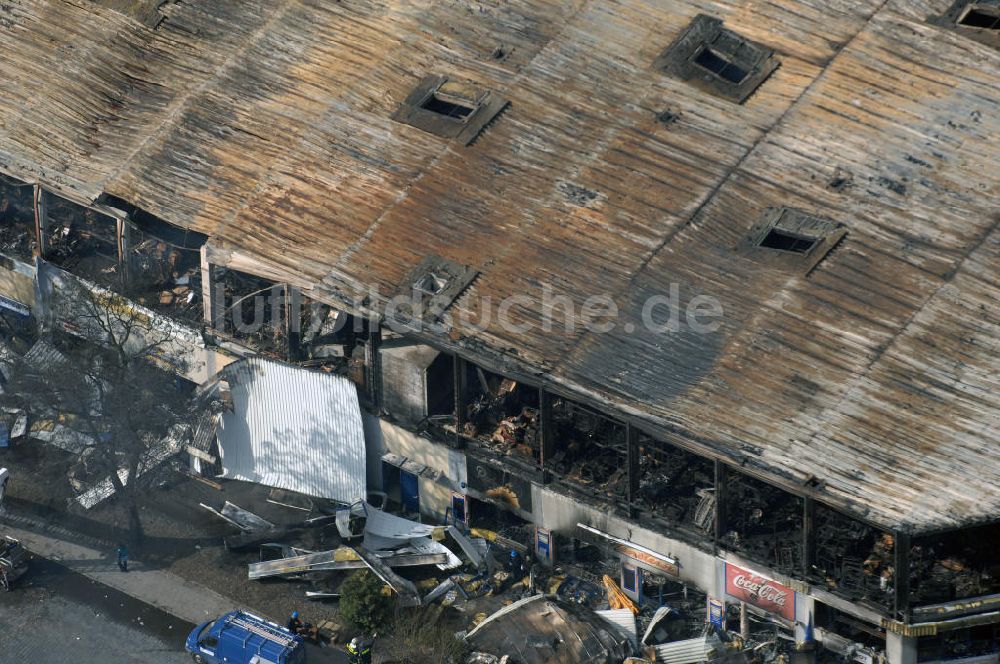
578 522 683 605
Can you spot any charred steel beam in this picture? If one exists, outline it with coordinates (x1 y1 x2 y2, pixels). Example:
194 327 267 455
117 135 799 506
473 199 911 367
116 217 133 287
627 422 640 518
539 387 554 484
453 353 467 428
803 496 816 575
285 285 302 361
200 244 221 328
367 325 383 412
895 531 911 622
33 183 48 257
714 460 727 553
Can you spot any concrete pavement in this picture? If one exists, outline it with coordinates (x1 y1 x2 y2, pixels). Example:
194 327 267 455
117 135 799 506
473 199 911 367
1 513 250 625
1 511 349 663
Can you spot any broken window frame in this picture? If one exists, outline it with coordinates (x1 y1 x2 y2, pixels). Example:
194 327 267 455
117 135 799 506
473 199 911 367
909 522 1000 607
808 503 895 611
391 75 511 146
0 175 40 262
42 196 124 290
459 361 542 465
654 14 780 104
546 397 631 506
633 432 716 535
720 469 806 573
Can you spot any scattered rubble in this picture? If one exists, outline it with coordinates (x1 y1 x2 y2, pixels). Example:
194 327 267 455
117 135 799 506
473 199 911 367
201 501 276 532
464 595 632 664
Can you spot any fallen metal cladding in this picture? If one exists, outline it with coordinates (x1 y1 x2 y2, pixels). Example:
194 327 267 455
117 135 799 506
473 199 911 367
0 0 999 534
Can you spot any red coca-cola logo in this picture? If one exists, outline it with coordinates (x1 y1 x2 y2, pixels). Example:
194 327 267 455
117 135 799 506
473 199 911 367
732 574 788 606
725 564 795 620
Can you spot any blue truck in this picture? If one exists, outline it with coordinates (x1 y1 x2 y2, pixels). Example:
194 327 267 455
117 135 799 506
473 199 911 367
186 610 306 664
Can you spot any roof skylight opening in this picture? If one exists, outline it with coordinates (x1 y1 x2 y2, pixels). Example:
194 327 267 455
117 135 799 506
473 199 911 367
654 14 780 103
414 272 449 295
758 228 819 254
931 1 1000 47
957 4 1000 28
421 92 476 121
740 207 847 274
391 75 510 145
694 47 749 84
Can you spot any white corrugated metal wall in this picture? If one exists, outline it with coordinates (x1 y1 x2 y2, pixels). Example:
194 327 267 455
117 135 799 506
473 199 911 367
216 357 367 503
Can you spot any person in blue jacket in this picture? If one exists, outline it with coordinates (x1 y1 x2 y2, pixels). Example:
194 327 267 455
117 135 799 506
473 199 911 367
116 543 129 572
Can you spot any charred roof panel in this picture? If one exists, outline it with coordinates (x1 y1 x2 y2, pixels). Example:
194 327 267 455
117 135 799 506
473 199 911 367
0 0 996 533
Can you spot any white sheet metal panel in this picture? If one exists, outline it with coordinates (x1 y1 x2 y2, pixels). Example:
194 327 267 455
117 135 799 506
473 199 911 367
216 357 366 504
594 609 638 650
653 635 721 664
403 537 462 571
362 501 436 551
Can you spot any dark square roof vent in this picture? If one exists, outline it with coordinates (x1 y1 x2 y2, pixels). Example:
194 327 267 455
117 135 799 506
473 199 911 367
932 1 1000 48
392 75 510 146
654 15 780 103
391 255 479 325
740 207 847 275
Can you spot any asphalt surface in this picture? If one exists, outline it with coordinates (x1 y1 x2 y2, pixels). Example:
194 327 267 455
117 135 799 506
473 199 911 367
0 556 348 664
0 556 192 663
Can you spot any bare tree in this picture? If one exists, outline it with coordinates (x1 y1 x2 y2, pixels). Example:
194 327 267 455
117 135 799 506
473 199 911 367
1 277 191 545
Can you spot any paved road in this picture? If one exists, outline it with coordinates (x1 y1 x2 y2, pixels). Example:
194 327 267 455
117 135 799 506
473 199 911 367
0 515 349 663
0 557 192 663
0 556 349 663
2 516 245 625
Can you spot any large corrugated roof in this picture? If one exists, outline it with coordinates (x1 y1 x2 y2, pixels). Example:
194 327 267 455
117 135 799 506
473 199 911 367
0 0 998 532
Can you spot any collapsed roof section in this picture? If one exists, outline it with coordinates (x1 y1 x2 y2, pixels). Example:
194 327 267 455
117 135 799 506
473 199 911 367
0 1 998 534
465 594 633 664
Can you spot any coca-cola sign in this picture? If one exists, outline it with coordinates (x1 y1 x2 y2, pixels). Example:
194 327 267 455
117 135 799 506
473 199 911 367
725 564 795 621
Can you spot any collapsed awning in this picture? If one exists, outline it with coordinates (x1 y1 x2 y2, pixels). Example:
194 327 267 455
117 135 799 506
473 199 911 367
465 595 632 664
215 357 366 504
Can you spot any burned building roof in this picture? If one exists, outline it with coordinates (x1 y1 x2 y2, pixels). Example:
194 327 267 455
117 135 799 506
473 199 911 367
0 0 998 534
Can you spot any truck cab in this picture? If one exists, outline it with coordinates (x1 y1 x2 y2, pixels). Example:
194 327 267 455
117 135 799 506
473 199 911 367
0 535 28 591
186 610 306 664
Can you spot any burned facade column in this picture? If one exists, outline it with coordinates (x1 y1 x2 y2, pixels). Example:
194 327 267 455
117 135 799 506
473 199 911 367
626 422 640 517
284 285 302 361
453 353 467 430
714 460 727 553
32 183 49 257
116 217 133 286
894 531 911 622
886 633 917 664
538 387 554 483
803 496 816 575
200 243 221 328
367 325 383 411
